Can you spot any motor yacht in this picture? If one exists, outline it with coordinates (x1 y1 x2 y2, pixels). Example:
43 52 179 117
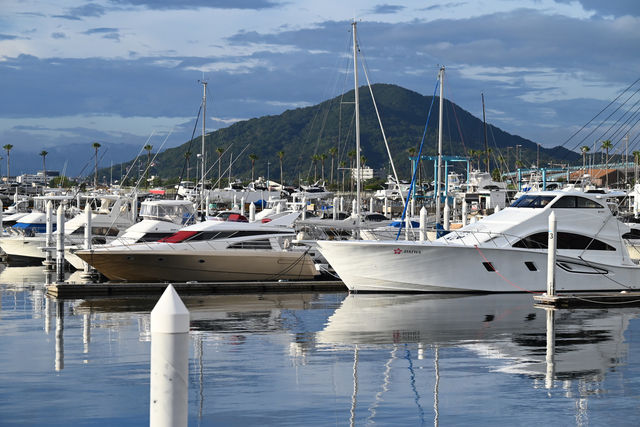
317 189 640 292
75 212 319 282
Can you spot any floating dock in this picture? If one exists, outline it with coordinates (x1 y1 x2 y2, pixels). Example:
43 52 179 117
534 292 640 308
46 280 346 299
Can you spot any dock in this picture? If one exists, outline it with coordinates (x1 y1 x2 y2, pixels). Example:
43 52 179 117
46 280 346 299
533 292 640 308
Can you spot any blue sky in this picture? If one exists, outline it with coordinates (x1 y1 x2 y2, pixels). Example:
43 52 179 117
1 0 639 173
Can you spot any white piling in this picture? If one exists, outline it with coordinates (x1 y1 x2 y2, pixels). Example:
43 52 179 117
76 193 81 210
132 193 138 223
205 195 210 217
275 201 282 214
56 205 65 283
410 198 415 217
419 206 427 242
301 197 307 220
333 197 338 220
452 197 457 218
233 194 237 210
44 201 54 268
494 204 501 214
383 197 389 219
150 285 190 427
443 202 450 231
340 196 344 212
249 202 256 222
546 211 557 296
83 204 92 275
240 197 246 217
462 199 468 226
0 199 3 231
369 197 374 214
351 199 357 218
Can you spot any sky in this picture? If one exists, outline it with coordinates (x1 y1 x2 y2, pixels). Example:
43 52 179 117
1 0 639 174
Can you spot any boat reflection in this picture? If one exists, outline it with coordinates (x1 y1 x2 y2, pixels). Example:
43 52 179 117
316 293 637 384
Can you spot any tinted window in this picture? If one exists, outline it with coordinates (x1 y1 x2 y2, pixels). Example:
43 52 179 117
551 196 603 209
513 232 615 251
510 195 555 208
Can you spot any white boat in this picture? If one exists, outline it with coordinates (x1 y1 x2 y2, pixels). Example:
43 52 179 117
317 189 640 292
75 211 319 282
374 175 410 201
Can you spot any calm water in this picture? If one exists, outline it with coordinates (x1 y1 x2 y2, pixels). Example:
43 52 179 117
2 265 640 426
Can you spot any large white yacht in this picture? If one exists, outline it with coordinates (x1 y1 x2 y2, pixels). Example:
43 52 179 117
75 212 319 282
317 189 640 292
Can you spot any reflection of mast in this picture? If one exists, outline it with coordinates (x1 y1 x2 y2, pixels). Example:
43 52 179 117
83 312 91 355
55 301 64 371
545 308 555 390
434 346 440 427
44 297 51 335
350 345 359 427
367 345 398 423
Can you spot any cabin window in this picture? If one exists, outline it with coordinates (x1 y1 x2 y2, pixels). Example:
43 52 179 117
524 261 537 271
510 195 555 208
482 262 496 272
550 196 603 209
512 232 615 251
227 239 273 250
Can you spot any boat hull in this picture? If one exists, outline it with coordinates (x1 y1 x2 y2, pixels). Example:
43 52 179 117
75 249 319 282
317 240 640 293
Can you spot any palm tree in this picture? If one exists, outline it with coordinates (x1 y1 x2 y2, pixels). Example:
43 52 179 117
320 153 327 182
311 154 320 182
248 153 258 182
39 150 48 187
184 151 192 181
328 147 337 185
580 145 590 175
277 151 285 186
144 144 153 187
601 139 613 187
3 144 13 180
92 142 101 187
216 147 224 188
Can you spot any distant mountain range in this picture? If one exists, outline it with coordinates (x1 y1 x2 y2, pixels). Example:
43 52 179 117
95 84 578 184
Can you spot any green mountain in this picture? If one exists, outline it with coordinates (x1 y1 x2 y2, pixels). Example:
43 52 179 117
108 83 579 186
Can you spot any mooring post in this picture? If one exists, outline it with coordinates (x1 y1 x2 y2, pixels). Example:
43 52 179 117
369 197 374 214
150 285 190 427
83 204 92 276
249 202 256 222
240 197 246 217
547 211 557 296
340 196 344 213
444 201 450 231
44 201 54 269
0 199 3 231
383 197 388 219
419 206 427 242
56 204 65 283
351 198 356 218
462 199 468 226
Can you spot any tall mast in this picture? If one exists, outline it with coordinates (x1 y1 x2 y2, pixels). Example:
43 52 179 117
482 92 488 173
200 80 207 216
436 66 445 224
352 20 361 221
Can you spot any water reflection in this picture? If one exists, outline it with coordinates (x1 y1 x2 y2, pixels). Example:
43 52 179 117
317 294 634 382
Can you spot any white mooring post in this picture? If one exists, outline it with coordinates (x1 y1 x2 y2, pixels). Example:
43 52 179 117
45 201 54 268
462 199 468 226
83 204 92 275
383 197 389 219
333 197 338 220
150 285 190 427
546 211 557 296
249 202 256 222
351 198 357 217
56 205 65 283
340 196 344 212
240 197 246 217
419 206 427 242
443 201 450 231
0 199 3 231
369 197 374 214
301 197 307 220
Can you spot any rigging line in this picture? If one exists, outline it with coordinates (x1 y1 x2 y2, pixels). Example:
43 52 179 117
120 131 157 186
359 50 407 207
444 83 469 155
561 77 640 151
594 94 640 152
567 82 640 153
395 75 440 241
605 96 640 143
473 245 543 293
176 104 203 185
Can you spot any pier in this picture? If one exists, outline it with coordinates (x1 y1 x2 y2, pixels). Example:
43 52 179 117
46 280 346 299
533 291 640 308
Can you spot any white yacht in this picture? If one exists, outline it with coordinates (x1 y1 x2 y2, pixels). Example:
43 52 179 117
75 212 319 282
373 175 410 201
317 189 640 292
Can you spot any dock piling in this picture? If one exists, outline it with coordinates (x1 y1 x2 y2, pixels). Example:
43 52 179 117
56 204 65 283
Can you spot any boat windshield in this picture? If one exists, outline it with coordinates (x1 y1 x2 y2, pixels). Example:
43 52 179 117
510 194 555 208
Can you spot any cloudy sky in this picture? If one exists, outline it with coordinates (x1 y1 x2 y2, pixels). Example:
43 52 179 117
1 0 639 173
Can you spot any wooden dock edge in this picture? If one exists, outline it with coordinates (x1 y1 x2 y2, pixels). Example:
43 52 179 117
46 280 347 299
534 292 640 308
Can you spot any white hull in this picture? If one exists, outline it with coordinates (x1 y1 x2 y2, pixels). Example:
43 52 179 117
0 236 48 262
317 240 640 293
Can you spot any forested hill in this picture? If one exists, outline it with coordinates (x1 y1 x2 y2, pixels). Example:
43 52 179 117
109 83 579 185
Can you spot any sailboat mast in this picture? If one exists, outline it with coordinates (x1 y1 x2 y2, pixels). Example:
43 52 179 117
482 92 488 172
436 66 445 225
200 80 208 216
352 20 361 221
